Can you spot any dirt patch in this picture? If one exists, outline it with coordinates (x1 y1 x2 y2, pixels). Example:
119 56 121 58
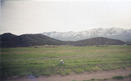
5 67 131 81
107 78 131 81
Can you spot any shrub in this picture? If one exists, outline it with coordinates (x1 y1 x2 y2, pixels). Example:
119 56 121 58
112 76 124 80
72 80 76 81
83 80 90 81
90 78 95 81
128 74 131 78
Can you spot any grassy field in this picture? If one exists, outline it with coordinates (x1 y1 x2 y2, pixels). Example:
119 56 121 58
1 45 131 78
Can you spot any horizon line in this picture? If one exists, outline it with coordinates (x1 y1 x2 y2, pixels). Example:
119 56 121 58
0 27 131 35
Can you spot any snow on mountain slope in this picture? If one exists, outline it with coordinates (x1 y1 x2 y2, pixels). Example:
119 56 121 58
43 28 131 42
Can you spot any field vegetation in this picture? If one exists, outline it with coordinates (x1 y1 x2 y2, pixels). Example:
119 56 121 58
1 45 131 79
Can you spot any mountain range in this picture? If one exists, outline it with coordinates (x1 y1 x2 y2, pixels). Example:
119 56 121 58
0 33 64 47
0 32 126 47
43 28 131 43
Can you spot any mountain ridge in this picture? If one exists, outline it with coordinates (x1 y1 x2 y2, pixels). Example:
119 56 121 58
0 33 126 47
0 33 64 47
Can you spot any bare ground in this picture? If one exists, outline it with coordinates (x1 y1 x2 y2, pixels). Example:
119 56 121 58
5 67 131 81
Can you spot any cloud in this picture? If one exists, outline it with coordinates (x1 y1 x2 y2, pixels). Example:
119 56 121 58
1 0 131 34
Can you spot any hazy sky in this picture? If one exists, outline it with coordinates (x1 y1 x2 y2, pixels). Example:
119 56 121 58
1 0 131 34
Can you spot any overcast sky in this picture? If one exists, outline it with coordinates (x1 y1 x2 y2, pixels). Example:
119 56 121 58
1 0 131 34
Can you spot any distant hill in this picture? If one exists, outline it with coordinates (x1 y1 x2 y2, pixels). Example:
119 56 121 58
0 33 126 47
66 37 126 46
0 33 64 47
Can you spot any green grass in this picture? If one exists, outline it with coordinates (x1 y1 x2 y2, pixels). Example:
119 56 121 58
1 45 131 78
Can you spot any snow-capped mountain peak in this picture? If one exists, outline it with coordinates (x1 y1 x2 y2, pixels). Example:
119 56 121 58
43 28 131 42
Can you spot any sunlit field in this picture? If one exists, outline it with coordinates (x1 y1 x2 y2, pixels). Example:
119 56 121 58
1 45 131 78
